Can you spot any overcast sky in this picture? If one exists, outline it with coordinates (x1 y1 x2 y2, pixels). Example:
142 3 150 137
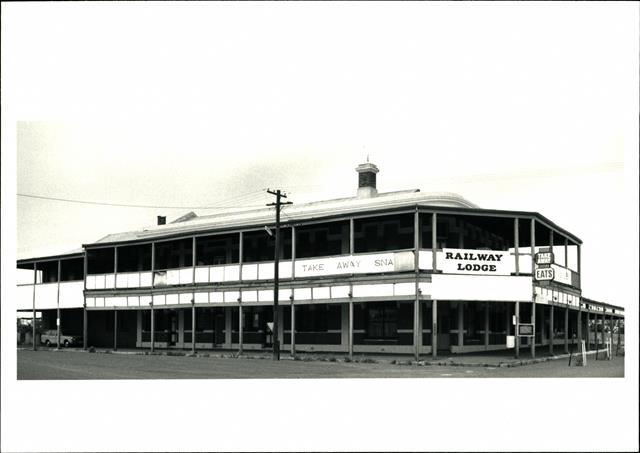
6 2 636 307
2 2 638 452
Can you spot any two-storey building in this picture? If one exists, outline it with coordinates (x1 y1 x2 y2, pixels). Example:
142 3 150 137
17 162 624 359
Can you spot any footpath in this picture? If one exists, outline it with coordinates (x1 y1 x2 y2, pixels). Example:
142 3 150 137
18 344 622 368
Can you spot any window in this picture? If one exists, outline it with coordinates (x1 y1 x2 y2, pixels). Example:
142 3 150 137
243 229 292 263
87 248 115 275
36 261 58 283
366 302 398 339
196 233 240 265
437 215 514 250
295 221 349 258
117 244 151 272
60 258 84 281
154 239 193 270
354 214 414 253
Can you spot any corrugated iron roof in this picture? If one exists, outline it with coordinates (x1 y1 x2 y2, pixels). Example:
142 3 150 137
89 190 478 246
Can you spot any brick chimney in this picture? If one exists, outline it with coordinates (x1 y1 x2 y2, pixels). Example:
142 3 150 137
157 216 166 225
356 161 379 198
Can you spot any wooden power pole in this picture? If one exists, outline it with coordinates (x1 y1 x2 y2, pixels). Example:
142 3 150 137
267 189 292 360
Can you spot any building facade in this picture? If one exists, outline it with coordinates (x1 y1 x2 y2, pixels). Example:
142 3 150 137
17 162 625 359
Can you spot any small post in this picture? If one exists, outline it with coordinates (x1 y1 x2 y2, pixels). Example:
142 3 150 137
577 305 582 344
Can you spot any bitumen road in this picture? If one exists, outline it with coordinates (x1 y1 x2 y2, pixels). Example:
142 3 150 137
17 349 624 379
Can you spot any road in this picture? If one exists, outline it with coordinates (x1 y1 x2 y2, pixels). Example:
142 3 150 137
17 349 624 379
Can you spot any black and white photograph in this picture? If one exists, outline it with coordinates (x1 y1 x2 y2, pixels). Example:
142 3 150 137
1 2 638 452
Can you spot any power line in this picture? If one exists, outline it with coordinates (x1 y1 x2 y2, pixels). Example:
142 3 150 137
17 191 268 210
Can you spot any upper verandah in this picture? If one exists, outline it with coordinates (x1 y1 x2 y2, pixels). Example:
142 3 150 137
82 189 581 249
86 189 480 247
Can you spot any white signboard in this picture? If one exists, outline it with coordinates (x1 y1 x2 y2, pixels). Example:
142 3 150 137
439 248 511 275
551 264 572 286
534 267 554 281
294 251 414 278
535 252 554 265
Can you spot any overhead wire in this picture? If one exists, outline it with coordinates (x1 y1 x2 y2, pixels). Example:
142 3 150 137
17 189 270 210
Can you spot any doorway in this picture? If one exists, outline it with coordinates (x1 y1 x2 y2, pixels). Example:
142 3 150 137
437 302 450 352
168 309 178 346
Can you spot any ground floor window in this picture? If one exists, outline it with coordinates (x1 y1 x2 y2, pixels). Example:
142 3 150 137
366 302 398 339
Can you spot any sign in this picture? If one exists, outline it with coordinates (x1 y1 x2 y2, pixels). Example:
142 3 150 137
56 318 60 326
506 335 515 348
551 264 572 286
512 315 517 325
535 252 554 265
439 248 512 275
518 323 534 336
534 267 554 281
294 251 414 278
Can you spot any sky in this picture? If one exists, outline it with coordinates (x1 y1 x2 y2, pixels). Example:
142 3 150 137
2 2 638 452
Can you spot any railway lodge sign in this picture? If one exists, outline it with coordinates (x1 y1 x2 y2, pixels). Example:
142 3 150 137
441 248 511 275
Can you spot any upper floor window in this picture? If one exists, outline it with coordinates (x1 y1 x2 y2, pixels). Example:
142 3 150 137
196 233 239 265
296 221 349 259
87 248 115 275
117 244 151 273
243 228 292 263
60 258 84 281
354 213 413 253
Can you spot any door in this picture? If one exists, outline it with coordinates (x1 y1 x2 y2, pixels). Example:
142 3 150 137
214 310 225 345
169 310 178 346
437 303 450 351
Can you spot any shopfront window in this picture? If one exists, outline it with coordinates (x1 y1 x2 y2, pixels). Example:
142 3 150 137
366 302 398 339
